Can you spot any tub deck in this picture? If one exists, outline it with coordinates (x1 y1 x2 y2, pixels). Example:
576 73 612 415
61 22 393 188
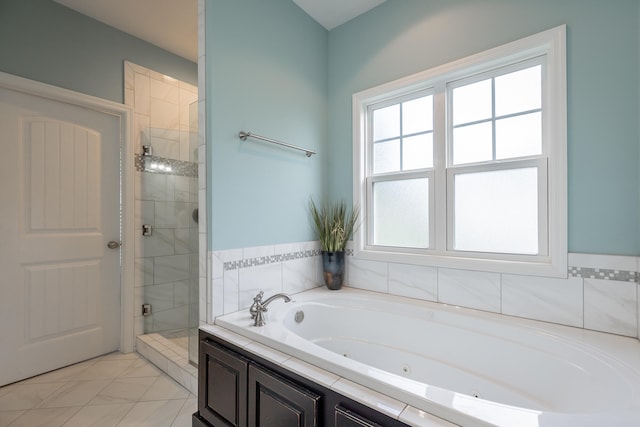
214 287 640 427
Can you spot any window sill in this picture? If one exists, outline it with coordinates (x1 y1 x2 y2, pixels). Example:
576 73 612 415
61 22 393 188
353 246 568 279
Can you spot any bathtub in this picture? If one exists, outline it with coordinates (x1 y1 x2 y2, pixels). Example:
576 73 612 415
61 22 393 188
214 287 640 426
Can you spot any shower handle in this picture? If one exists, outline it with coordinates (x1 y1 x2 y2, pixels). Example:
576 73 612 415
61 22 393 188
107 241 121 249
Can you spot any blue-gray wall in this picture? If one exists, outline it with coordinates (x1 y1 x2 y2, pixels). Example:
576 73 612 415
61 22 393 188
327 0 640 256
4 0 637 256
206 0 328 250
207 0 639 255
0 0 196 103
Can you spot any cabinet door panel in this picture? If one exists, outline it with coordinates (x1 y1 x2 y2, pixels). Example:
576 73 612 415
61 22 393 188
335 405 383 427
199 340 248 427
248 363 320 427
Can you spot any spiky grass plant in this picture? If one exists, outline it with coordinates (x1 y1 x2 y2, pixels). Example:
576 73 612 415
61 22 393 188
309 198 360 252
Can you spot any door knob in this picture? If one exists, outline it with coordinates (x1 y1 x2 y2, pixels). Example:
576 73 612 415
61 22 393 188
107 241 121 249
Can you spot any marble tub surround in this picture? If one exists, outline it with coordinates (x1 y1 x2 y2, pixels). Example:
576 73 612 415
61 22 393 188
348 252 640 338
200 324 454 427
211 241 323 316
209 246 639 340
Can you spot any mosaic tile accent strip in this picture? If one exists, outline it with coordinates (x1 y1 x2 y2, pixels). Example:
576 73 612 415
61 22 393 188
135 153 198 178
568 266 637 283
224 249 319 271
223 248 354 271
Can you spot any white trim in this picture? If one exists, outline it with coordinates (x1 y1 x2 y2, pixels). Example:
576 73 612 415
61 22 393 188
198 0 211 327
121 102 135 354
0 71 135 353
352 25 567 278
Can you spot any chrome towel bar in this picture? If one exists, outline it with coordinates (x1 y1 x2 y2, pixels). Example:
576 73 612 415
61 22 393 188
238 131 316 157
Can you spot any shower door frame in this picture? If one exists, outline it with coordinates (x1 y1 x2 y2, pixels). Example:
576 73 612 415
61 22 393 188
0 71 136 354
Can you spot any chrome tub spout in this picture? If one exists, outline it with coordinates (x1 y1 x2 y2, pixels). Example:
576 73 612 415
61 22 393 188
249 291 292 327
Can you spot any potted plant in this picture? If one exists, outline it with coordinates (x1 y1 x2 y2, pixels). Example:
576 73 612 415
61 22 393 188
309 198 360 290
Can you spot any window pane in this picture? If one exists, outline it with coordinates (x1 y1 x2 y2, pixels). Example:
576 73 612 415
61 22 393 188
454 168 538 254
373 179 429 248
452 79 492 125
495 65 541 116
373 139 400 174
403 133 433 170
373 104 400 141
452 122 493 165
403 95 433 135
496 112 541 160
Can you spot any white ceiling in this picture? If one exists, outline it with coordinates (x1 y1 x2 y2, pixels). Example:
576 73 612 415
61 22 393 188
53 0 385 63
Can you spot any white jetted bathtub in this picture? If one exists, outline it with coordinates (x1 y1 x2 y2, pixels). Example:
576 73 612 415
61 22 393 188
215 287 640 426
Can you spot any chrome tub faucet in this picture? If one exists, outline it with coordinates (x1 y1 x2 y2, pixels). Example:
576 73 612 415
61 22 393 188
249 290 292 327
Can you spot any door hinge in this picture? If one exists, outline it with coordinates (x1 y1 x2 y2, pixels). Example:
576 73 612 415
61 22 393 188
142 224 153 236
142 304 152 316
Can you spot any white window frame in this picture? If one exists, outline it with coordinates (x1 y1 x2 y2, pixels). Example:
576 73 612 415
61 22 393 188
352 25 567 277
367 89 436 250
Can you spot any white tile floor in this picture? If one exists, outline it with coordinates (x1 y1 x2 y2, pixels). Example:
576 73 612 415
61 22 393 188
0 352 195 427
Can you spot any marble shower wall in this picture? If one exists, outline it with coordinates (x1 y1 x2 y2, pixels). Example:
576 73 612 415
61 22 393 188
125 61 198 336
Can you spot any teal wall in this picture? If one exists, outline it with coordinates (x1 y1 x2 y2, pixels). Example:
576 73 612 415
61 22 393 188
206 0 328 250
0 0 196 103
1 0 637 255
207 0 639 255
327 0 640 256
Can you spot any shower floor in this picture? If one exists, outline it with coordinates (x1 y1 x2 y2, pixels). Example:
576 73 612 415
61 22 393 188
136 328 198 396
157 329 191 351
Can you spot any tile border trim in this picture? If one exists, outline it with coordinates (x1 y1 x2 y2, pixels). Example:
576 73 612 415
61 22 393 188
222 248 354 271
223 249 320 271
568 266 637 283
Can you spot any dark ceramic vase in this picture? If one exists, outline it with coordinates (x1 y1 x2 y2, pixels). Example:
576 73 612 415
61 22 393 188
321 250 345 290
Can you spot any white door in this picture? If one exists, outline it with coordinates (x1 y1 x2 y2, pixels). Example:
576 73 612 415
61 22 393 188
0 82 121 386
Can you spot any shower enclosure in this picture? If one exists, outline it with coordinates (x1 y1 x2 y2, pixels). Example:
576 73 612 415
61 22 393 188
125 61 199 365
136 123 199 363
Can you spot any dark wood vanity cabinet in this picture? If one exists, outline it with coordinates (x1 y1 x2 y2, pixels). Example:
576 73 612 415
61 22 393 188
198 339 248 427
334 406 383 427
248 363 320 426
193 330 409 427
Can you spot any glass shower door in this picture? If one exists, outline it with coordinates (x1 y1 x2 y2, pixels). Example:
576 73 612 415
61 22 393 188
188 100 199 365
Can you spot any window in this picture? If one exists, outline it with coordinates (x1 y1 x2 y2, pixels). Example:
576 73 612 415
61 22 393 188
369 92 434 249
353 26 567 277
